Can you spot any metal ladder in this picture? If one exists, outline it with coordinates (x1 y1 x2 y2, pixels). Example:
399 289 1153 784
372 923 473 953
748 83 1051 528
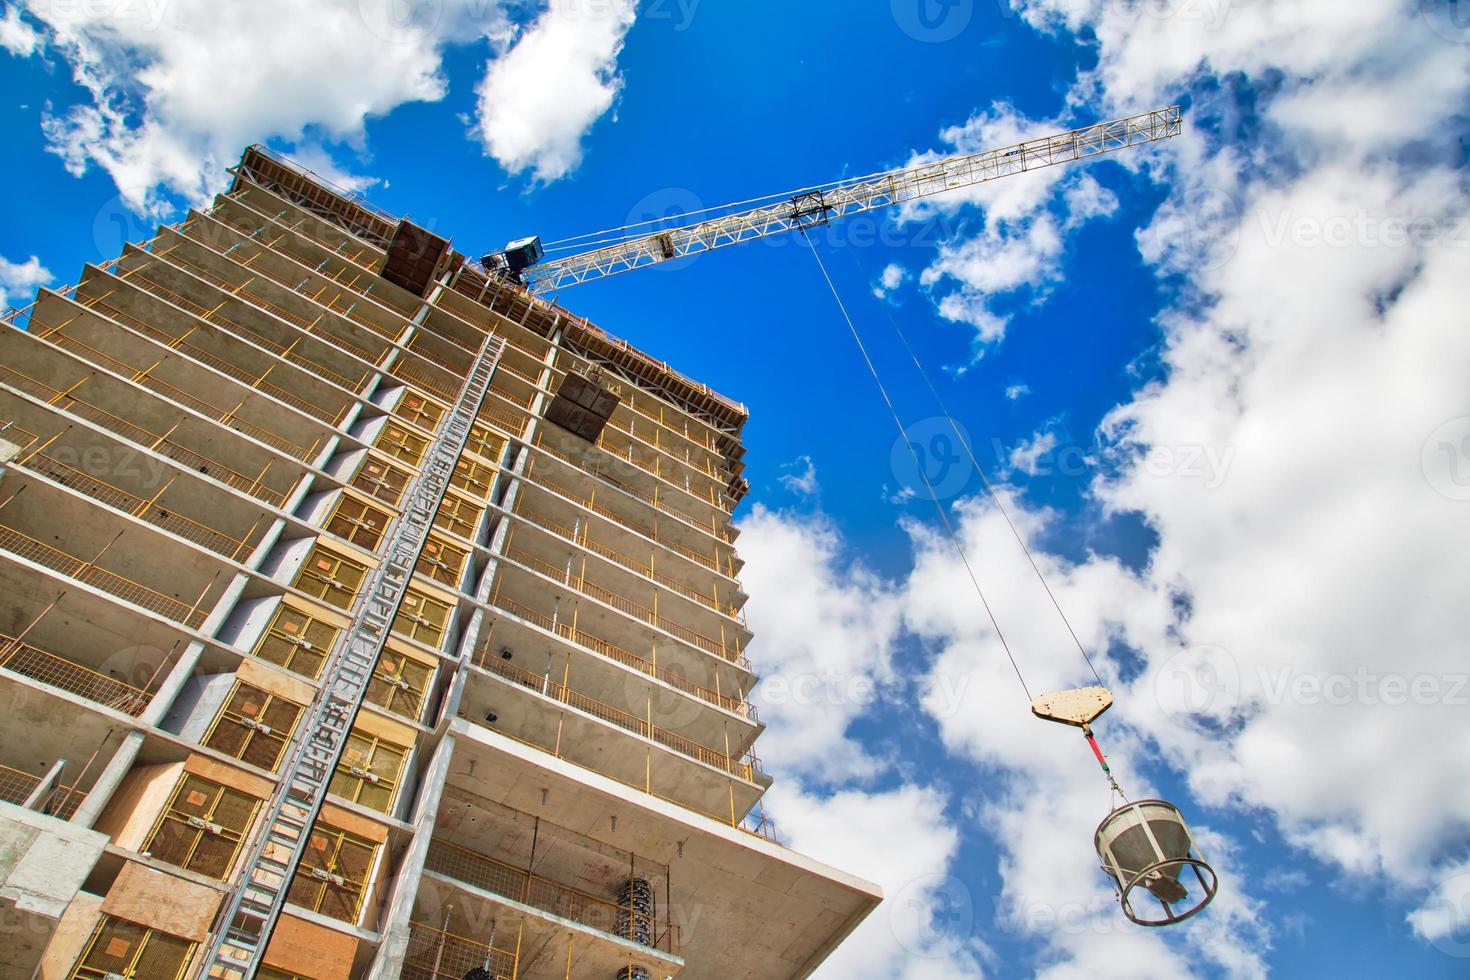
202 332 507 979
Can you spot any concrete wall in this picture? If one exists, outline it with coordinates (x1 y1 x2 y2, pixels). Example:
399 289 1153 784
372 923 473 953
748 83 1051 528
160 672 236 743
0 802 108 979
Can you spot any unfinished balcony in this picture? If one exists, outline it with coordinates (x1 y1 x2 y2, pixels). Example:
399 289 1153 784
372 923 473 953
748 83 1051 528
0 474 234 634
480 559 756 731
458 633 768 825
503 512 749 652
15 285 325 465
1 407 273 565
490 538 751 692
512 461 739 582
414 791 682 978
0 351 302 511
525 431 735 554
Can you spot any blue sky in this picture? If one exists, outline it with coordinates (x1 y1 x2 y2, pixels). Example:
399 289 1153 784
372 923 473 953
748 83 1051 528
3 1 1469 976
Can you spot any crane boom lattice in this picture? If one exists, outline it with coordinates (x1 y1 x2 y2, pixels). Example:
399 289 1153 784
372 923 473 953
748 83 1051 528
522 105 1181 293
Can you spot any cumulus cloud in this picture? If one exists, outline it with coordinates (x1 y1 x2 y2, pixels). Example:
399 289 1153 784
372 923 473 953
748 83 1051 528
874 261 910 298
1007 429 1059 476
777 455 820 497
474 0 637 182
0 3 39 55
738 505 903 782
8 0 633 212
900 105 1130 362
892 0 1470 964
1005 383 1031 400
741 494 1270 977
0 254 51 310
769 780 991 979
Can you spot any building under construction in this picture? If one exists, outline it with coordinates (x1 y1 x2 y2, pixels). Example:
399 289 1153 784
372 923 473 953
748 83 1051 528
0 146 881 979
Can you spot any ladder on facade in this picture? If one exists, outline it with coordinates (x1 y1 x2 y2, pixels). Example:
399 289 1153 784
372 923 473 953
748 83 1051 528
202 331 508 979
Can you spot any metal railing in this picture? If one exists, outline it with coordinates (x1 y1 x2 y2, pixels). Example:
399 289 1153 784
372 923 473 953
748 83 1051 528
0 363 289 508
32 312 320 462
0 524 209 628
424 838 680 956
511 503 744 622
475 651 756 779
0 633 151 715
503 545 740 663
529 437 732 543
402 920 519 980
515 460 736 577
0 761 85 818
89 293 348 425
23 452 261 562
482 589 750 714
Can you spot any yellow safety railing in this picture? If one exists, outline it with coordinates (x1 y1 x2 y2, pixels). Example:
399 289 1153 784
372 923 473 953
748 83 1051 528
0 363 288 508
423 838 681 957
0 761 40 807
0 524 210 628
530 435 732 542
474 650 756 779
402 920 520 980
89 296 349 426
510 502 744 622
516 457 736 577
482 589 751 713
0 632 151 715
503 544 741 664
22 452 261 561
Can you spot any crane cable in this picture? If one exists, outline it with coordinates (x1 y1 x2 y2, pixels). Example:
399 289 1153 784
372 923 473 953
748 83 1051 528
846 250 1106 690
800 232 1032 701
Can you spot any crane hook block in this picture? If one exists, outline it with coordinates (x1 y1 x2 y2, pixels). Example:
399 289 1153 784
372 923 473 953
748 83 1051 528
1030 686 1113 729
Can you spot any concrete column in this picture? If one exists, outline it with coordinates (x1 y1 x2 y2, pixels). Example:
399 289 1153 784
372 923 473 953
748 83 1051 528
365 733 457 980
71 729 144 829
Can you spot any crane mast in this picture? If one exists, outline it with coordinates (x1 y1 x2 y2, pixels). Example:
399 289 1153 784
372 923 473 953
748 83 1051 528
495 105 1181 294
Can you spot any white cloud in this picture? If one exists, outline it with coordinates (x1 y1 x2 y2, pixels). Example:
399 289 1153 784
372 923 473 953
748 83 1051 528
474 0 637 182
769 780 990 979
17 0 484 214
738 505 903 783
0 254 51 310
777 454 820 497
11 0 633 213
1007 429 1059 476
1005 383 1031 400
742 493 1270 976
902 104 1127 362
902 497 1270 978
874 261 910 298
894 0 1470 959
0 3 39 55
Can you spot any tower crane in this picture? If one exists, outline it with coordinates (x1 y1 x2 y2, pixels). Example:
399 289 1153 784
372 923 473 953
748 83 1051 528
483 105 1181 293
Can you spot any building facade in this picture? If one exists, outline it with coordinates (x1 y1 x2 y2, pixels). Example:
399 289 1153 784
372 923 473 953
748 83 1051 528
0 146 880 979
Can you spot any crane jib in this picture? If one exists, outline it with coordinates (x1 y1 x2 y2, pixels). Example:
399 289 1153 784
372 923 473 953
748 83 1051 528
512 105 1181 294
